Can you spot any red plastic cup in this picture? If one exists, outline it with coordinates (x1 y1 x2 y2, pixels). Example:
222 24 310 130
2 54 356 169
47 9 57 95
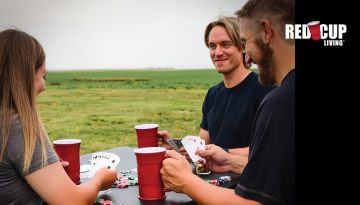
53 139 81 185
134 124 159 148
134 147 170 200
307 21 321 41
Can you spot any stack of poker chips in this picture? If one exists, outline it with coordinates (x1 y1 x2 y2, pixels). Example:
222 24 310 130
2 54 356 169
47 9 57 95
112 170 138 188
205 176 232 186
95 198 124 205
95 198 104 203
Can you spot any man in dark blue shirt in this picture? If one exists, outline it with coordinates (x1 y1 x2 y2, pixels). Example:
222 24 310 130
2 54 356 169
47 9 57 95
158 16 276 159
160 0 295 204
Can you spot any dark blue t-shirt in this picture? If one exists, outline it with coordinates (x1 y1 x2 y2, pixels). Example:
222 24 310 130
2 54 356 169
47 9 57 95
235 69 295 205
200 71 277 148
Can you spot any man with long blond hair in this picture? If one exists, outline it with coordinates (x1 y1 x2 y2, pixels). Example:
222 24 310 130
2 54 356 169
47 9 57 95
0 29 117 205
160 0 295 204
158 15 276 159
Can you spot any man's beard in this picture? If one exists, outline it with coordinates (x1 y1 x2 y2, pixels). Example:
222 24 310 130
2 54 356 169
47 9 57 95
254 37 276 86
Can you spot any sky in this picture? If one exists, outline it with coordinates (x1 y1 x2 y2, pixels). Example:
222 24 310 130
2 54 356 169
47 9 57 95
0 0 257 71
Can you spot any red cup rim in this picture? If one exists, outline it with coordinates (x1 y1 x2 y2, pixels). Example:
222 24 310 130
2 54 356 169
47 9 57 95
53 139 81 144
134 124 159 129
307 21 320 26
139 195 166 200
134 147 166 154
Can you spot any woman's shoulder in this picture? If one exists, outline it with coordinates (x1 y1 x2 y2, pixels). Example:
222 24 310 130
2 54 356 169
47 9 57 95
1 114 24 144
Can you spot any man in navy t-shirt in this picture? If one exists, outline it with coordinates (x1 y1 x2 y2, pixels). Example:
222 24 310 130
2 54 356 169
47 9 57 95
160 0 295 204
158 16 276 160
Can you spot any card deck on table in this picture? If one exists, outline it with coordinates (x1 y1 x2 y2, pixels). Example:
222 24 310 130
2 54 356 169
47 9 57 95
90 152 121 176
167 138 183 153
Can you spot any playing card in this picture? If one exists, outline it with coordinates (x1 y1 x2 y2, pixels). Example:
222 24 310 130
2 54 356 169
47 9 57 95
97 152 104 168
182 136 196 161
97 189 111 197
192 137 205 161
80 164 91 173
107 154 120 170
188 136 202 162
167 138 183 153
181 136 205 162
173 138 183 150
167 139 178 152
90 153 99 174
90 152 121 176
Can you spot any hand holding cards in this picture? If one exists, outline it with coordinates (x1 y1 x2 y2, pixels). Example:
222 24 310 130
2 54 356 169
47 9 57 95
90 152 121 176
181 135 205 163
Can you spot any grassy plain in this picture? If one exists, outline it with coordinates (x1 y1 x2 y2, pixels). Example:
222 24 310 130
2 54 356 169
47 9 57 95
38 69 258 155
45 69 224 90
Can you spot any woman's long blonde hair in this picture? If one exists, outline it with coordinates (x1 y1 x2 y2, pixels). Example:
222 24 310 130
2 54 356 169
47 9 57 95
0 29 50 175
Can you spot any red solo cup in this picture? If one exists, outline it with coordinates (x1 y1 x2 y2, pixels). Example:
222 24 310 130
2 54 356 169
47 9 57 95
307 21 321 41
53 139 81 185
134 147 170 200
134 124 159 148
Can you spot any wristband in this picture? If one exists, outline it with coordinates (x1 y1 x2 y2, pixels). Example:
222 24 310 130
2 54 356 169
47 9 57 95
222 148 229 153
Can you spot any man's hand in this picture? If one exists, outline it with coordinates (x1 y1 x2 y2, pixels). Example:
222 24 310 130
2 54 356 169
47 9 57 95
157 130 173 150
160 150 193 193
197 144 231 173
179 147 192 162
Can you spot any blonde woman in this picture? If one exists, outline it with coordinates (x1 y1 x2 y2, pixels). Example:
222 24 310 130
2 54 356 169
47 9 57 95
0 29 117 205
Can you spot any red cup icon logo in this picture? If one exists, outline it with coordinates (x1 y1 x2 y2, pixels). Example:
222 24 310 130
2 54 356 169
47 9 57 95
307 21 321 41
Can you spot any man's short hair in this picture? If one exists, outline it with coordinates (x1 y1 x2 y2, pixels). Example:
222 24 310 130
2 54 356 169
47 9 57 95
235 0 295 45
204 16 252 70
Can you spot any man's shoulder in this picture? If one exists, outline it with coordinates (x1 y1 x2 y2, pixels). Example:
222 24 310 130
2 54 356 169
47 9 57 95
262 82 295 110
207 81 225 94
244 72 277 96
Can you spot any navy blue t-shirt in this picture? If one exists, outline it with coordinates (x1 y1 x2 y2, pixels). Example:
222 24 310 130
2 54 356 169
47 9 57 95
235 68 295 205
200 72 277 148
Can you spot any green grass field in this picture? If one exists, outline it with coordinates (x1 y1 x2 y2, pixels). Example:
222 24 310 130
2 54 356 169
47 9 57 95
39 69 258 155
46 69 223 90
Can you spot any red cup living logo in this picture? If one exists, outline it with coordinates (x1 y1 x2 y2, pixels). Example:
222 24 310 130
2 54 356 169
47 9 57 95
285 21 347 46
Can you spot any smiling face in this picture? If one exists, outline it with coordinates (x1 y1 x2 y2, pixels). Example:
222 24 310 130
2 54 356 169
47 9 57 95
240 18 276 86
208 26 243 75
34 60 48 96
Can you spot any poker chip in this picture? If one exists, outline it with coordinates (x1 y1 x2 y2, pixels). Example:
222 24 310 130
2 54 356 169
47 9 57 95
116 182 129 188
100 200 113 205
114 180 121 185
125 172 133 176
205 180 212 184
128 180 138 186
210 180 219 186
218 176 231 181
121 179 131 183
95 198 104 203
127 175 137 180
111 203 123 205
120 170 131 174
117 175 124 180
217 179 226 184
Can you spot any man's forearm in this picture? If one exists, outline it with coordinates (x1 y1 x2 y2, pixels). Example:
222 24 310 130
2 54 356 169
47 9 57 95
228 147 249 157
228 154 248 175
182 175 250 205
